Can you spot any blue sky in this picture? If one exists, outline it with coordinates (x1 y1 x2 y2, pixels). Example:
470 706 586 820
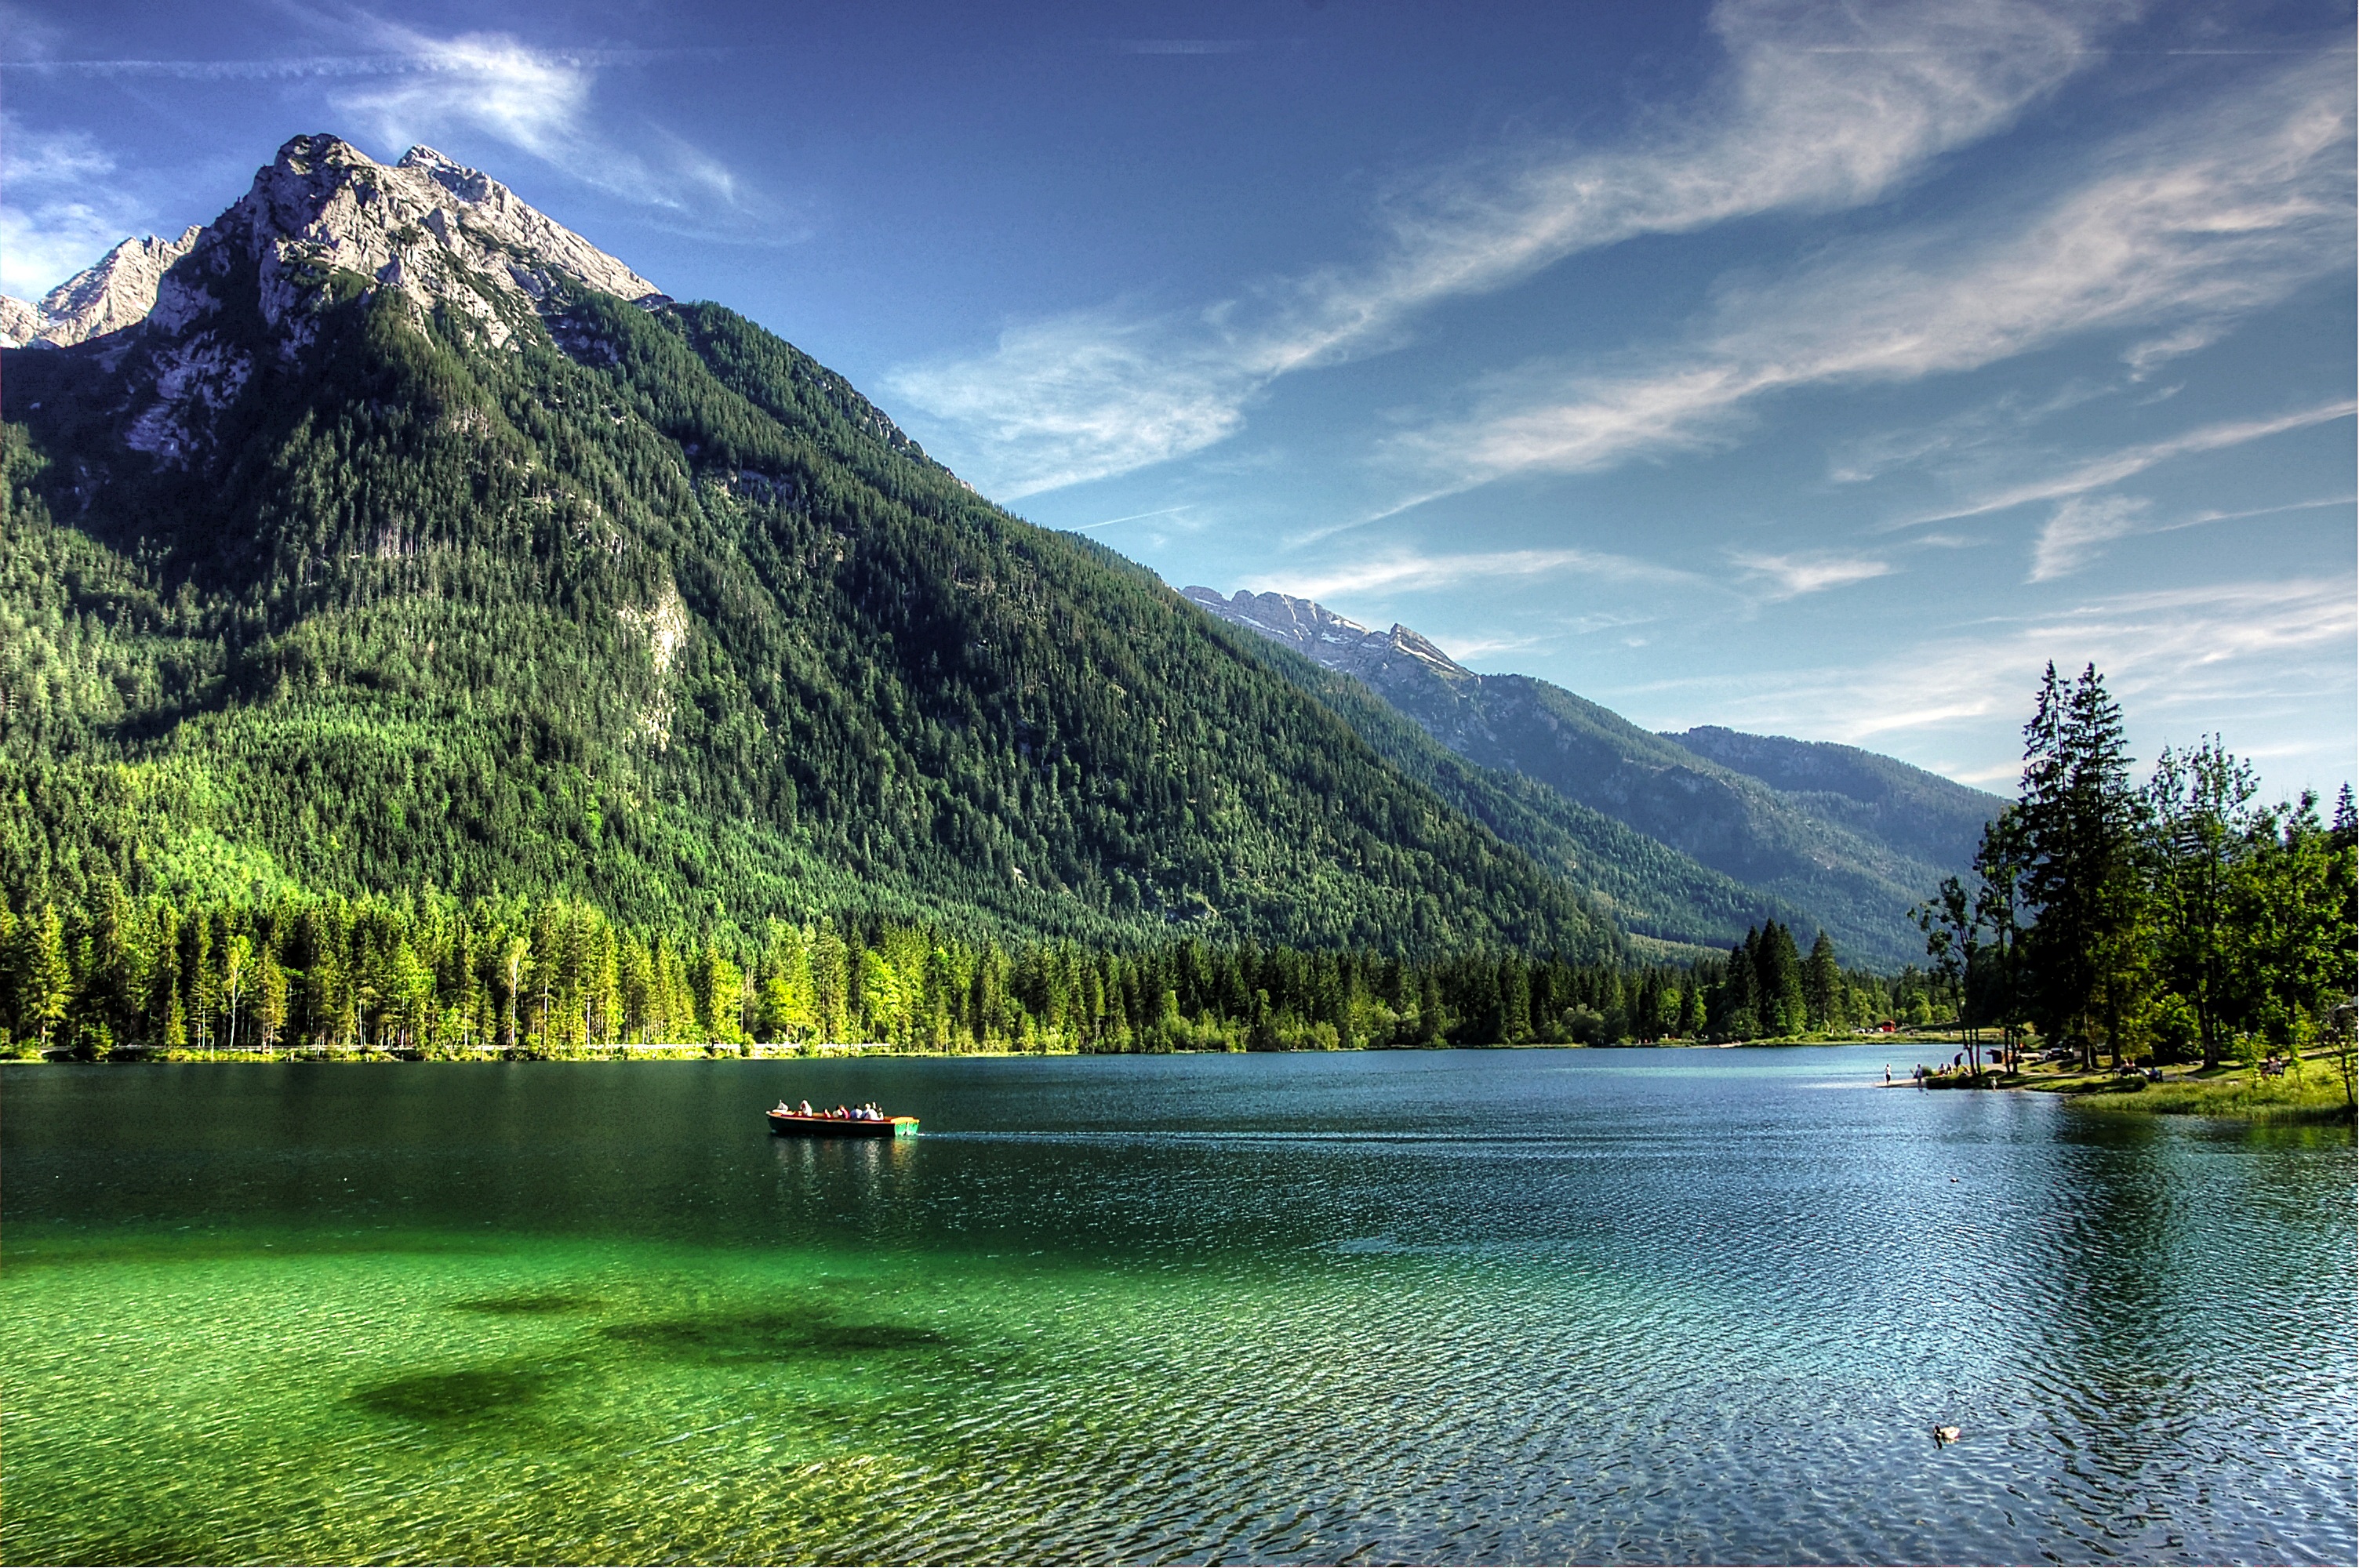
4 0 2352 799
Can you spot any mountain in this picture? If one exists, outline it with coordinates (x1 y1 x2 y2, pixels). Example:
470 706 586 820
0 228 203 349
1659 726 2001 874
1183 588 2002 967
0 133 1621 960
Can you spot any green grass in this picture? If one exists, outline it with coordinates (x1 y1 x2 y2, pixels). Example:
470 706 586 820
2066 1064 2355 1123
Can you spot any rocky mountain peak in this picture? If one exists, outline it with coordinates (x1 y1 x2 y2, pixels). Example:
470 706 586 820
1183 586 1475 684
0 227 204 349
159 132 666 351
12 132 673 466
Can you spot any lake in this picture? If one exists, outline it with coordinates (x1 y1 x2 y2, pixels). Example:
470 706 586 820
3 1047 2351 1565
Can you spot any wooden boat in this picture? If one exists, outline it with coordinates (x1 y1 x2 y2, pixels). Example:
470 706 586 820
766 1109 918 1138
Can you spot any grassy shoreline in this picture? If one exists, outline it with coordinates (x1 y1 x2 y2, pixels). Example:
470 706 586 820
1898 1048 2356 1123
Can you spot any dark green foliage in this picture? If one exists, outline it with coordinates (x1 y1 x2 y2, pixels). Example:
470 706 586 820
1922 668 2355 1073
2 283 1618 959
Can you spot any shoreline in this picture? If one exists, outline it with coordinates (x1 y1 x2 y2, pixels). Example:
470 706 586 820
4 1035 1912 1066
1884 1050 2355 1123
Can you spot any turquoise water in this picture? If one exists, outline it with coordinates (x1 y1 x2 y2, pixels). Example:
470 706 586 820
4 1047 2352 1564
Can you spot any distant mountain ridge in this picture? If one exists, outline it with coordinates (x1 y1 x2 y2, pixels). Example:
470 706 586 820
1183 587 2002 967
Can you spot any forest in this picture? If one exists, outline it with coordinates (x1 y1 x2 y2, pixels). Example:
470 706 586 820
0 884 1921 1058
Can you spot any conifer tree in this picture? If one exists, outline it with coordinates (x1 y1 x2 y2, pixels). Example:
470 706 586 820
2016 663 2146 1069
1804 931 1840 1033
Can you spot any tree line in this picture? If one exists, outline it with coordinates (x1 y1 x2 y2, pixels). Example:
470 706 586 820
1916 663 2355 1072
0 883 1919 1058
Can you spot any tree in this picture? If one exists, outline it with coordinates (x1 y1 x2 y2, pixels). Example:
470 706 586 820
2235 791 2356 1054
1915 878 1976 1068
503 933 530 1052
1717 935 1759 1039
20 906 71 1052
1968 807 2030 1067
1803 931 1840 1033
222 934 253 1054
2145 739 2257 1067
2016 664 2147 1069
257 946 289 1052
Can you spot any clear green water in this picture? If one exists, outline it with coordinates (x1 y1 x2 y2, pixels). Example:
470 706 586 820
4 1049 2352 1564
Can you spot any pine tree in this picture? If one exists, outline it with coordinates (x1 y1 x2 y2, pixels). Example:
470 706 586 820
2016 663 2146 1069
1804 931 1840 1033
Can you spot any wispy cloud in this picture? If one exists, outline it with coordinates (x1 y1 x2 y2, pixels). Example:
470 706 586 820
889 0 2113 495
0 20 761 232
1732 551 1897 599
2029 494 2150 582
1071 504 1194 532
1398 54 2353 494
325 23 749 217
0 45 718 81
2030 492 2351 581
1110 40 1259 56
1249 546 1689 603
1653 577 2357 768
0 116 148 297
1906 398 2358 525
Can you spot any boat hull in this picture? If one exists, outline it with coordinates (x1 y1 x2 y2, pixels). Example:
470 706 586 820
766 1112 918 1138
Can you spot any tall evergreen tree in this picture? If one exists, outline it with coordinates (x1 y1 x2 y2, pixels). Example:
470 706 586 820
1803 931 1841 1032
2016 664 2146 1069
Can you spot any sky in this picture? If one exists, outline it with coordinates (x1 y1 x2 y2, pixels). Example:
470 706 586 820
4 0 2353 800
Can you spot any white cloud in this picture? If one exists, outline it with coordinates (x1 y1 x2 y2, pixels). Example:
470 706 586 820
1732 551 1897 599
885 307 1251 498
1659 578 2357 769
889 0 2113 495
1251 546 1689 603
2029 494 2150 582
327 24 749 216
336 31 589 166
2030 492 2354 581
0 118 147 296
1401 53 2353 492
1907 398 2357 525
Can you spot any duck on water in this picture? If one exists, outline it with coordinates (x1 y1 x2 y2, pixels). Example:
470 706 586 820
767 1099 919 1137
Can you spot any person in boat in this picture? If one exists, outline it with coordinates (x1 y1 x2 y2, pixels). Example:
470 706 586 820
800 1100 813 1116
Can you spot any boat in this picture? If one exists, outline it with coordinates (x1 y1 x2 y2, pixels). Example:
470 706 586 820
766 1107 918 1138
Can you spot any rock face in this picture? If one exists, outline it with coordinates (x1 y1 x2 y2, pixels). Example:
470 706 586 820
1187 583 2001 966
1183 587 1501 758
7 133 669 466
0 228 203 348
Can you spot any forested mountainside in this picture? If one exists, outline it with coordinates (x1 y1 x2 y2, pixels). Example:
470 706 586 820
1184 589 2003 968
0 134 1618 960
1659 725 2000 873
1193 618 1808 955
